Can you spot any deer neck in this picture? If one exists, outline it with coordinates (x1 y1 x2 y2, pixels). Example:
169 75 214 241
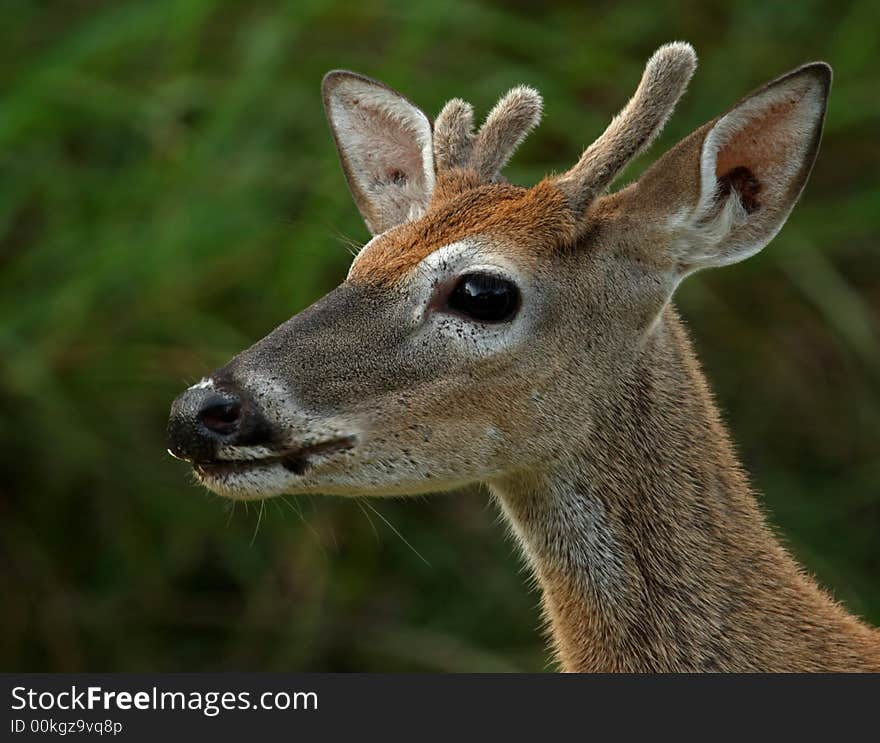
491 307 878 672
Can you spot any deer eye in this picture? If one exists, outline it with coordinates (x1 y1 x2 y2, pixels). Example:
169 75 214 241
445 272 520 323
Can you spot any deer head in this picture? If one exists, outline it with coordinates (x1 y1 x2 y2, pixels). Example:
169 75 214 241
167 42 830 502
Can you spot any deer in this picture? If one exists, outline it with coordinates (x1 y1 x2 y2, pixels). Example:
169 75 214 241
167 42 880 672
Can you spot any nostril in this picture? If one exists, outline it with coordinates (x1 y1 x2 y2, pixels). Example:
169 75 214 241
198 395 241 436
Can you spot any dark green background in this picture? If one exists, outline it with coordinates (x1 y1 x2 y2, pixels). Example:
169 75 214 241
2 0 878 671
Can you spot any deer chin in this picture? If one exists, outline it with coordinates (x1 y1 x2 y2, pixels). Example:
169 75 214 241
189 436 358 500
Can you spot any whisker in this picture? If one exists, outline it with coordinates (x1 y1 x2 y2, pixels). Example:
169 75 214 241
250 500 265 547
331 230 364 258
356 500 381 544
362 501 431 567
279 494 302 517
281 495 325 550
269 498 286 520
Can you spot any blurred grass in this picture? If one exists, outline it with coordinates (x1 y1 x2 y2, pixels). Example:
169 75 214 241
1 0 878 671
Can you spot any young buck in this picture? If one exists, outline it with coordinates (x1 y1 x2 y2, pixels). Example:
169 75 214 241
168 43 880 671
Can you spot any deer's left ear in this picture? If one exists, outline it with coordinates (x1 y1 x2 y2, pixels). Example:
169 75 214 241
630 63 831 275
323 71 435 236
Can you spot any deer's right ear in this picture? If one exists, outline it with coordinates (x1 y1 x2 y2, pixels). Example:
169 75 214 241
625 62 831 276
323 71 435 236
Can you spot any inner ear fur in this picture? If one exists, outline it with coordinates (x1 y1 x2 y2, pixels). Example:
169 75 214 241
622 62 831 274
323 71 435 236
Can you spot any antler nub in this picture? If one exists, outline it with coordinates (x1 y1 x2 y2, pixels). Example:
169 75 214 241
471 86 543 181
556 41 697 210
433 43 693 206
434 86 543 182
434 98 476 172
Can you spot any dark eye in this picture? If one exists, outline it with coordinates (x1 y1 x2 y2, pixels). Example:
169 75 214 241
445 272 521 323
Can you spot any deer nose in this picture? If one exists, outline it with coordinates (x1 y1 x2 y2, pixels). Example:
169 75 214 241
167 385 267 462
198 394 241 436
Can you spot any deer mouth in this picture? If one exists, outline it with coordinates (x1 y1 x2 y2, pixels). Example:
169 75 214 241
187 436 358 478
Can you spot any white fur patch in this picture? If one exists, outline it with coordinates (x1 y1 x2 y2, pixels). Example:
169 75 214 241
492 475 625 600
666 195 749 269
405 237 535 358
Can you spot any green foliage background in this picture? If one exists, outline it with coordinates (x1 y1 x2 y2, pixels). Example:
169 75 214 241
1 0 878 671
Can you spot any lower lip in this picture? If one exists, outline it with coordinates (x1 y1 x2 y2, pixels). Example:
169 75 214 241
191 458 287 500
194 457 302 478
193 436 356 478
194 459 274 477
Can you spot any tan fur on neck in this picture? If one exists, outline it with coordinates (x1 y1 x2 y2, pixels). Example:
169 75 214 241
495 309 880 672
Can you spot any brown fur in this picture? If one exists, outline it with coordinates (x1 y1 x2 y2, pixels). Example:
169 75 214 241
497 308 880 672
180 44 879 672
349 175 575 283
344 54 879 671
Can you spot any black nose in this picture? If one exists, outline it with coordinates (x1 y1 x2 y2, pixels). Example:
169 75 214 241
198 394 241 436
167 384 270 463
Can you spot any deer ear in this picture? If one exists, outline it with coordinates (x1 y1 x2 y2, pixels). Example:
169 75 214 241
323 71 435 236
631 63 831 275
